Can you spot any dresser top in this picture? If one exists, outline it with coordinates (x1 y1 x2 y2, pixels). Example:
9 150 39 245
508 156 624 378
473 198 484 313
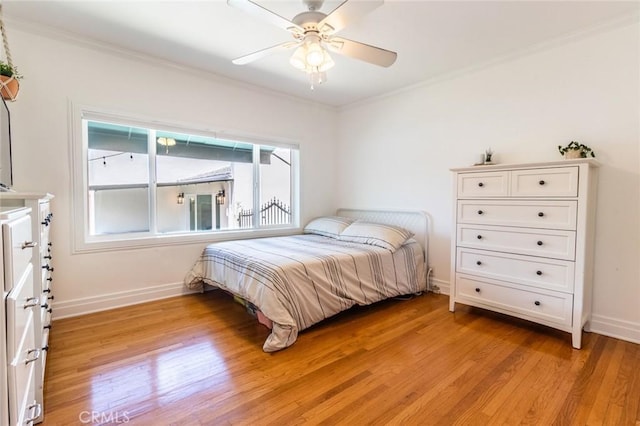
0 206 31 220
0 192 54 201
451 158 600 173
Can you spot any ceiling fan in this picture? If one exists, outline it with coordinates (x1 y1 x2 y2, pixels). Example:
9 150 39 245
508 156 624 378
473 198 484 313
228 0 397 88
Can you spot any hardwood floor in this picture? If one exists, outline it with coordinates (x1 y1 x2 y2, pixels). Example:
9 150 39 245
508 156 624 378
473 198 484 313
42 291 639 425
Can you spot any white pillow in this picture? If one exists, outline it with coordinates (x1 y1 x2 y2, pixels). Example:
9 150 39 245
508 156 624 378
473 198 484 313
303 216 355 239
339 221 414 251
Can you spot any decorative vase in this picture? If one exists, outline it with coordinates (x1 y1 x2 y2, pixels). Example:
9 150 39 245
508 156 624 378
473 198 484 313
564 150 583 159
0 75 19 101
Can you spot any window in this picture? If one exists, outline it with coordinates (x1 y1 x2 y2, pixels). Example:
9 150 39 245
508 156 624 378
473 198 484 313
75 111 299 250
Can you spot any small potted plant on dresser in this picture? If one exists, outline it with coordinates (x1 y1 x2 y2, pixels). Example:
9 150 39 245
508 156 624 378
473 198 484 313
558 141 595 159
0 61 20 101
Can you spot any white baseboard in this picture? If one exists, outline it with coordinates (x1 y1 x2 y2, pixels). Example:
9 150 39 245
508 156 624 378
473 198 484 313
429 278 450 295
588 314 640 345
53 282 198 320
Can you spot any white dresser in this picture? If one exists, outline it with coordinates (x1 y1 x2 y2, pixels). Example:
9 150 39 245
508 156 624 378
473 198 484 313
449 159 598 348
1 206 41 425
0 193 54 424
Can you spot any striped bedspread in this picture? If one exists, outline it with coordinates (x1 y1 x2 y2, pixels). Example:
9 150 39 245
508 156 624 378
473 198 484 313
185 234 426 352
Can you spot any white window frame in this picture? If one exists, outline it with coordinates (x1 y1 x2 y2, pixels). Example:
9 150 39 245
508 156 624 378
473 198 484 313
70 104 300 253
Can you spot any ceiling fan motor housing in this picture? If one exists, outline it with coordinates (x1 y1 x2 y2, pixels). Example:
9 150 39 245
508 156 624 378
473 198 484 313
292 11 328 34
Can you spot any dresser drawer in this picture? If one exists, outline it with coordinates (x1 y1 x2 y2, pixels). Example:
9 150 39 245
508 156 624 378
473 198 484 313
8 312 39 426
511 167 579 197
456 275 573 327
3 214 34 292
6 265 36 355
456 247 575 293
457 200 578 230
457 224 576 260
457 171 509 198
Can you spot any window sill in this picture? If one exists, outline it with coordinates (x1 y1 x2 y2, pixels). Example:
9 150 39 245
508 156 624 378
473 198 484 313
73 226 301 254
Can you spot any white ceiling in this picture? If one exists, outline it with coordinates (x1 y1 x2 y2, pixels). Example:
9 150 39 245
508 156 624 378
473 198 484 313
4 1 639 107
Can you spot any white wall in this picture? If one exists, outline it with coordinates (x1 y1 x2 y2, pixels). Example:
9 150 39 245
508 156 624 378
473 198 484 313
6 26 339 316
337 22 640 343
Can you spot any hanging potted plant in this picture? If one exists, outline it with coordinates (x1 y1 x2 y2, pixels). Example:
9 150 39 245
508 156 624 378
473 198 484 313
558 141 596 159
0 4 20 101
0 61 20 101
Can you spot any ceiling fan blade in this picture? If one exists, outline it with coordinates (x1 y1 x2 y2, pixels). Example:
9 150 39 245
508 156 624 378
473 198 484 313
232 41 300 65
328 37 397 67
318 0 384 35
227 0 303 34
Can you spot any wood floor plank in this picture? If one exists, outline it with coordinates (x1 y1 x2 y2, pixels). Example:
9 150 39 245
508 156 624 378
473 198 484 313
586 339 627 425
553 336 609 425
40 291 640 425
613 342 640 425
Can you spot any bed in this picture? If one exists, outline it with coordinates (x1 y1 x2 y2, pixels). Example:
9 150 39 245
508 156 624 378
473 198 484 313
184 209 429 352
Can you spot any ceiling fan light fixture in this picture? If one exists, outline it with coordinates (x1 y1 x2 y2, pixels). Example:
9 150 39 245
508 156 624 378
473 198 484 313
289 45 308 70
318 49 335 72
305 38 325 67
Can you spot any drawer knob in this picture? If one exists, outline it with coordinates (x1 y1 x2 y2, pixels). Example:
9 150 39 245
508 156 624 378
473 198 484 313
478 182 484 187
43 324 52 330
539 180 545 185
477 235 482 240
23 297 40 309
538 212 544 217
536 270 543 276
43 288 51 293
25 402 42 424
534 301 541 306
25 348 41 365
44 255 52 260
477 210 484 215
22 241 37 250
475 288 481 293
476 261 482 265
537 241 543 246
47 277 53 282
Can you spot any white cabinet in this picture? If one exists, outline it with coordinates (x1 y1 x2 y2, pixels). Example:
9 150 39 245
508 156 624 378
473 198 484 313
0 207 41 425
0 193 53 424
450 159 598 349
